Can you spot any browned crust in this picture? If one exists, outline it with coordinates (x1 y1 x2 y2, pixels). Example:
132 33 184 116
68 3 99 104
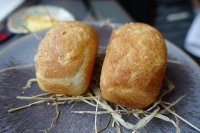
100 22 167 109
35 21 99 95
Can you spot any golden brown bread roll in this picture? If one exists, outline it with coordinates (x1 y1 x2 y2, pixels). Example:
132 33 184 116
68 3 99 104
35 21 99 95
100 22 167 109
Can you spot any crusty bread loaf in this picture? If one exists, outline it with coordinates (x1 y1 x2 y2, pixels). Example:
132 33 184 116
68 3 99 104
100 22 167 109
35 21 99 95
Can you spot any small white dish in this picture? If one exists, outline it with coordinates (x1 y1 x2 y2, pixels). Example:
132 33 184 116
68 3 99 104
7 5 75 34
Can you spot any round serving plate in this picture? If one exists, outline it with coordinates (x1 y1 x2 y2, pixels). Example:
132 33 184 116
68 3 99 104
0 22 200 133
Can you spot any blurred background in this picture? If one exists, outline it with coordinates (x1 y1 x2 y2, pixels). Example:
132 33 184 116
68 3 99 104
0 0 200 63
119 0 200 63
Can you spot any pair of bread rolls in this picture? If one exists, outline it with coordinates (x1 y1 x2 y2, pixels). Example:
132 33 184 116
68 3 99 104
35 21 167 109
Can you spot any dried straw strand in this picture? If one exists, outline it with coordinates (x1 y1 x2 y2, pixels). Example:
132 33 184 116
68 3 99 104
161 104 200 132
23 78 37 89
43 102 60 133
16 96 97 101
8 100 45 112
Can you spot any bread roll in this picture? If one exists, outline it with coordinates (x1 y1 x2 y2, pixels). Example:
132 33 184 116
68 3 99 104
35 21 99 95
100 22 167 109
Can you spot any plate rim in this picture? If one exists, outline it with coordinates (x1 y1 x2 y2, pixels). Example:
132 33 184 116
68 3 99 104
166 39 200 70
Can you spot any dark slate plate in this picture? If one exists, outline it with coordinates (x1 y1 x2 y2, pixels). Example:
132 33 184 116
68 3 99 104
0 23 200 133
